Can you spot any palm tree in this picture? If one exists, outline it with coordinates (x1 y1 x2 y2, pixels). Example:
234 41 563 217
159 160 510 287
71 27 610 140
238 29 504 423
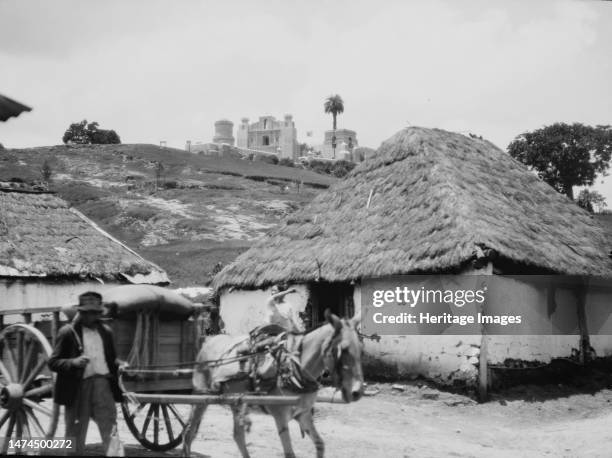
324 94 344 158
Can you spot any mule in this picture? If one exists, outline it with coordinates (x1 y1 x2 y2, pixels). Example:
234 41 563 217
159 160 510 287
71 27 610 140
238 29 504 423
182 310 363 458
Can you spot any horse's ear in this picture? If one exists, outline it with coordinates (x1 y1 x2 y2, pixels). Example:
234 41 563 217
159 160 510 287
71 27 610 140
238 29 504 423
350 309 361 328
324 309 342 331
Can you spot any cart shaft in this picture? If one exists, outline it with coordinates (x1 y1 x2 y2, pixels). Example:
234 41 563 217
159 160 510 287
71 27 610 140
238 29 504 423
125 393 301 406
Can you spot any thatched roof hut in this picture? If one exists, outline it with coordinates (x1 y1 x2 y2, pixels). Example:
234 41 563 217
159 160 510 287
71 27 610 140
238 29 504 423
0 188 168 283
215 127 612 290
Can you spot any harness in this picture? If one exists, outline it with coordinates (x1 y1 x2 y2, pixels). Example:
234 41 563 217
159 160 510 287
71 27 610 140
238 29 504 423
273 333 320 393
196 325 342 395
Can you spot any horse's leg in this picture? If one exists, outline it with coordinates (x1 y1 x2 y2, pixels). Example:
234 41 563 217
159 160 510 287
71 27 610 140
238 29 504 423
230 405 251 458
182 404 207 457
298 409 325 458
270 406 296 458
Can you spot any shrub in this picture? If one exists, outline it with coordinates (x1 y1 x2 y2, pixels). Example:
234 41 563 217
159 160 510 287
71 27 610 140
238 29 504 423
62 119 121 145
162 180 178 189
253 153 279 165
125 205 157 221
331 160 356 178
279 157 295 167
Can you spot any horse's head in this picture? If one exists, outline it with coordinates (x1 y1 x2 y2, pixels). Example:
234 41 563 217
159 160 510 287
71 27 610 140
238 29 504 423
323 309 364 403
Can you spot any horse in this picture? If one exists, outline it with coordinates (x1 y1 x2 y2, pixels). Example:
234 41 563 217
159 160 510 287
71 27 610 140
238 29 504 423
182 309 363 458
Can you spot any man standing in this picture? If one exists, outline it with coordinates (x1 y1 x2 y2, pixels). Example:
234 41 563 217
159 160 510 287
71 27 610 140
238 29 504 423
48 291 122 455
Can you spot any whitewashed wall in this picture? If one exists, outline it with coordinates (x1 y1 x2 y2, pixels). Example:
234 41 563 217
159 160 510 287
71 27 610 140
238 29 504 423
585 289 612 357
219 285 309 335
486 277 578 364
486 277 612 363
354 282 481 385
219 276 612 386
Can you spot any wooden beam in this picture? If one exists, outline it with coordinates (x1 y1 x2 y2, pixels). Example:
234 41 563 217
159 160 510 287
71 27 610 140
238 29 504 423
125 393 301 406
51 312 60 345
575 280 590 364
478 262 493 403
479 334 489 402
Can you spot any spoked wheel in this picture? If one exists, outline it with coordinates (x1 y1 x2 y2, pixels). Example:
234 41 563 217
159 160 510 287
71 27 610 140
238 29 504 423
0 324 57 453
121 399 188 451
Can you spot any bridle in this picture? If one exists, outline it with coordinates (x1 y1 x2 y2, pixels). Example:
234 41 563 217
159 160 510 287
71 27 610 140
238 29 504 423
322 321 360 390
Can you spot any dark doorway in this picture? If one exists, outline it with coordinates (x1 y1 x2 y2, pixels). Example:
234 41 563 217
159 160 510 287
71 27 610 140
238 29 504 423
305 282 354 329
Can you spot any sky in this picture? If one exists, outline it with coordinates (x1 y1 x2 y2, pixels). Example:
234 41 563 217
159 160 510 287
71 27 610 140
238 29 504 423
1 0 611 201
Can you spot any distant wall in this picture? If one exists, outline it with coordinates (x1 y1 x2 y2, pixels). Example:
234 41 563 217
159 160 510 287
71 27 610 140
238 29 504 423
0 278 122 323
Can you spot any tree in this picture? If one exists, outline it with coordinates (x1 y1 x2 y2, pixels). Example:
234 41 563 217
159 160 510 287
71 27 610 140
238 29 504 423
62 120 89 144
507 123 612 199
324 94 344 158
298 142 309 156
577 189 607 213
62 119 121 145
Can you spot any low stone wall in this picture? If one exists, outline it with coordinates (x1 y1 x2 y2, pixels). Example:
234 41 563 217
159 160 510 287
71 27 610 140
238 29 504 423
190 143 279 163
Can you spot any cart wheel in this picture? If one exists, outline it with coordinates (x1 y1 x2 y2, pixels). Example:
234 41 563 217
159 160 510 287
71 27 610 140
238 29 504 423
0 323 57 452
121 399 187 451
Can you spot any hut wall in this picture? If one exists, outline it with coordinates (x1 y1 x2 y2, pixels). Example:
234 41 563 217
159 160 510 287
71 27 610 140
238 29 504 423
354 281 481 385
486 277 579 364
220 285 309 334
357 275 612 385
486 277 612 363
586 289 612 357
219 276 612 385
0 278 118 322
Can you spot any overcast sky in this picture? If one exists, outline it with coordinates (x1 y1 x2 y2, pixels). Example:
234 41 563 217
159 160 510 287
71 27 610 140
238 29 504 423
1 0 611 201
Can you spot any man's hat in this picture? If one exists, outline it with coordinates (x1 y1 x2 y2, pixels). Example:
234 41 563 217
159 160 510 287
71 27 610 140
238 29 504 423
76 292 104 313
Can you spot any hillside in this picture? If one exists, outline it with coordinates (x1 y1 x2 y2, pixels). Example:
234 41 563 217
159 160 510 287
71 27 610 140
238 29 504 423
0 144 335 286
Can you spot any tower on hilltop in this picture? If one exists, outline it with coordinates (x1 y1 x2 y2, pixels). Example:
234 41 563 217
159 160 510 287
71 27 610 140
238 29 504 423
236 114 298 159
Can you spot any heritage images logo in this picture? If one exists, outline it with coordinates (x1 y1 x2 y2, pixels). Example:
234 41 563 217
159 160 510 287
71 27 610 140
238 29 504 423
371 286 487 308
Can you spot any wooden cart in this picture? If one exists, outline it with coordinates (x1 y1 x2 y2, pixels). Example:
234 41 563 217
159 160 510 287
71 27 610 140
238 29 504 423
0 299 300 453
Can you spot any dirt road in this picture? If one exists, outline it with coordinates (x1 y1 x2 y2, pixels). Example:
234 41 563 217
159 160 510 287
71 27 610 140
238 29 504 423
74 383 612 457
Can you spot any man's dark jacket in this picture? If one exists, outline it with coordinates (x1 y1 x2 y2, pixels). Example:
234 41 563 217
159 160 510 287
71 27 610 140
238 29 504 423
48 321 122 406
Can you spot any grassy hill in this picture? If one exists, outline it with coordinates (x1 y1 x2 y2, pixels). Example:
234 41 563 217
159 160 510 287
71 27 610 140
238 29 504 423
0 144 335 286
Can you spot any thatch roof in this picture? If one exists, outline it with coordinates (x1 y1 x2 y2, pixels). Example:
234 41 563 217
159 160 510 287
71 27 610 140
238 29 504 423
0 188 168 283
0 94 31 122
596 214 612 258
214 127 612 290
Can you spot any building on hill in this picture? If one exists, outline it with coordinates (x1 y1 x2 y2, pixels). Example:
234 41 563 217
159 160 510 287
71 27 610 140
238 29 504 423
213 126 612 390
187 118 235 154
0 186 168 317
321 128 358 159
212 119 235 145
236 115 298 160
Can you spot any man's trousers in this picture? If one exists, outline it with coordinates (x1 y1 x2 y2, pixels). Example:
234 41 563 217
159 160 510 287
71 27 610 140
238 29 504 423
64 375 117 455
